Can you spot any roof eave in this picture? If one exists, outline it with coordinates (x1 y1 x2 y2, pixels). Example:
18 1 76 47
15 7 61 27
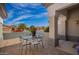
0 3 7 19
42 3 53 8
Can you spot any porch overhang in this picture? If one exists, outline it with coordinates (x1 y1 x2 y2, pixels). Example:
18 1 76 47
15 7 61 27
42 3 53 7
0 3 7 19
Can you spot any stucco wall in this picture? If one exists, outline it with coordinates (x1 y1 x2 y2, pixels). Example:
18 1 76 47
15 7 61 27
58 14 66 40
48 3 76 39
48 16 56 39
68 8 79 41
3 32 31 40
48 3 75 17
58 14 66 35
0 17 3 40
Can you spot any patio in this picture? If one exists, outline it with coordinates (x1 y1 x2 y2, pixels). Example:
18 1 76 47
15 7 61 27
0 33 71 55
0 3 79 55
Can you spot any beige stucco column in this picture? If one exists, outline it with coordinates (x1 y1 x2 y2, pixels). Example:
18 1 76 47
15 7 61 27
0 4 6 40
48 9 59 46
0 17 3 40
48 12 57 39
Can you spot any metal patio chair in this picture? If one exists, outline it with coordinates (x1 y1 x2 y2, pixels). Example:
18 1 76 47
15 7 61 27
19 35 32 54
35 34 44 48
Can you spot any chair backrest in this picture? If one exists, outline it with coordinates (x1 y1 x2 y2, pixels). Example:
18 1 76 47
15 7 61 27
19 35 24 42
25 30 32 35
36 30 44 38
20 34 32 41
36 33 44 39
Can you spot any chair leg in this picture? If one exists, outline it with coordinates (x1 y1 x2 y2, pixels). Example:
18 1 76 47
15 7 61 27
29 44 32 54
25 45 27 54
19 43 21 54
34 44 39 48
19 43 24 55
34 44 36 47
20 45 23 55
41 41 44 48
36 44 38 48
25 44 32 54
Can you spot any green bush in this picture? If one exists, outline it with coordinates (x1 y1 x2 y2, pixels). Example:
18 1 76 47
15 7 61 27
44 27 49 32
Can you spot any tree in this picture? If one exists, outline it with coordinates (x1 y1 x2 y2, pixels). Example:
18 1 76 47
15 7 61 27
11 25 16 31
30 25 35 28
18 23 27 30
44 26 49 32
30 25 36 31
41 26 46 30
11 25 16 28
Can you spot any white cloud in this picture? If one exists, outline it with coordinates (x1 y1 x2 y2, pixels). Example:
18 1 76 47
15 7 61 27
9 12 48 25
28 3 42 8
35 12 48 18
4 10 14 22
9 14 33 25
11 3 42 9
11 4 32 14
8 10 14 18
30 3 41 6
14 21 25 25
15 3 29 7
11 3 23 9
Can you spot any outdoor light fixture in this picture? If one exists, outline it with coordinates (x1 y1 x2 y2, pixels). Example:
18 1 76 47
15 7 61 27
74 20 79 25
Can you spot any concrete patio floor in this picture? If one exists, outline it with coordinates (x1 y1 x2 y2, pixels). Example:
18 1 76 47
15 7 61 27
0 33 71 55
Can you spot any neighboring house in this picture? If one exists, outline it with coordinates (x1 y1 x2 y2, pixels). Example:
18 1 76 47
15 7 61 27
3 25 12 33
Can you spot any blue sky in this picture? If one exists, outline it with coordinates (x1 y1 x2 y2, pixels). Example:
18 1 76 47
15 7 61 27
3 3 48 27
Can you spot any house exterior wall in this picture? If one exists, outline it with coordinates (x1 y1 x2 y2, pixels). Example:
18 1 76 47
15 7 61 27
48 14 56 39
3 32 31 40
58 14 66 40
0 4 7 40
48 3 75 39
48 3 79 41
67 8 79 41
0 16 3 40
48 3 75 17
48 3 77 39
